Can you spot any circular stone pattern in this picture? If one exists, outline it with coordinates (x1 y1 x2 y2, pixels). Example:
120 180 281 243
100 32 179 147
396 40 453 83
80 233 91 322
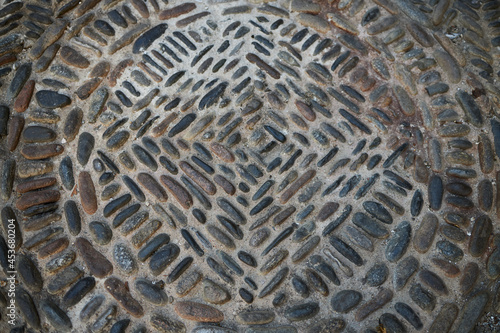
1 0 500 332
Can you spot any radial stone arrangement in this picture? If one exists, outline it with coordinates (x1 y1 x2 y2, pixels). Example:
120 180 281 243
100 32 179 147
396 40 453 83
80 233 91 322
2 0 500 332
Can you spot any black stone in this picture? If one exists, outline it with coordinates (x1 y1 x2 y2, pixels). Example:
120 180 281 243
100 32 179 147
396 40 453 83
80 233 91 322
36 90 71 109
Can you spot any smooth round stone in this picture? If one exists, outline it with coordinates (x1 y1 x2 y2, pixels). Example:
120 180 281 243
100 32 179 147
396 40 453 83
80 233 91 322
363 263 388 287
80 295 105 321
436 240 464 261
174 301 224 323
284 302 319 321
331 290 362 313
394 256 419 291
413 213 438 253
22 125 56 143
250 228 270 247
135 279 168 305
203 279 230 305
236 310 275 325
104 277 144 318
394 302 423 330
35 90 71 108
89 221 112 245
149 243 180 276
62 276 96 307
16 287 41 329
385 221 411 262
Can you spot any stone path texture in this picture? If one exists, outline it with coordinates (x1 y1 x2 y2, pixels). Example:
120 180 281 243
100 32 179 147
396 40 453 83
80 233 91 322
1 0 500 332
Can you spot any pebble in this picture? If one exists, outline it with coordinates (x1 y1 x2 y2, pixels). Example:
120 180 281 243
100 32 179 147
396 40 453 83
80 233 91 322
331 290 362 313
428 303 458 333
385 221 411 262
151 314 186 333
17 254 43 292
237 310 275 325
13 79 35 113
16 287 41 329
22 125 56 143
454 291 489 332
419 269 448 295
394 256 419 290
202 279 230 304
89 221 112 245
409 283 436 311
149 243 180 275
105 277 144 318
363 263 388 287
40 299 72 331
355 289 393 321
433 49 461 84
394 302 422 330
352 212 389 239
469 214 492 257
160 175 193 209
75 237 113 278
413 213 437 253
284 302 319 321
64 200 81 236
35 90 71 108
62 276 96 307
79 171 97 214
174 301 224 323
135 278 168 305
7 115 24 151
77 132 95 166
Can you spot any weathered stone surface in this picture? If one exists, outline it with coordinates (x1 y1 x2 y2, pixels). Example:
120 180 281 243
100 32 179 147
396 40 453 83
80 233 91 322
174 301 224 322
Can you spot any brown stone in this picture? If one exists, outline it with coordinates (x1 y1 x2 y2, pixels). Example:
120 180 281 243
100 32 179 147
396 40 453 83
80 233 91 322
431 258 460 277
105 277 144 318
280 169 316 204
413 213 438 253
152 113 178 137
7 115 24 151
131 0 149 18
174 301 224 323
16 177 56 193
21 144 64 160
13 80 35 113
16 189 60 210
60 46 90 68
210 143 234 163
24 213 61 232
75 237 113 278
295 100 316 121
79 171 97 214
355 289 393 321
137 173 168 202
108 59 133 87
176 12 209 28
159 3 196 20
76 78 102 100
90 61 110 78
38 237 69 259
213 175 235 195
179 161 216 195
317 202 339 221
160 175 193 209
246 53 280 79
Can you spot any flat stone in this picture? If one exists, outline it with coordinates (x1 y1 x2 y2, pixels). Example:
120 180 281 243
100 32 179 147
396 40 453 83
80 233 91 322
469 215 492 257
409 283 436 312
135 278 169 305
385 221 411 262
149 243 180 275
363 263 388 287
16 189 60 211
434 49 461 84
413 213 438 253
105 277 144 318
428 303 458 333
13 79 35 113
455 291 489 332
355 289 393 321
284 302 319 321
203 279 230 304
237 310 275 325
151 314 186 333
62 276 96 307
331 290 362 313
21 143 64 160
22 125 56 143
174 301 224 322
394 256 419 290
60 46 90 68
79 171 97 214
75 237 113 278
40 299 72 331
35 90 71 109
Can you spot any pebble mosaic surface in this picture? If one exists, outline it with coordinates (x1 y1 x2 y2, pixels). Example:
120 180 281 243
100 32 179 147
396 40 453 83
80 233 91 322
1 0 500 332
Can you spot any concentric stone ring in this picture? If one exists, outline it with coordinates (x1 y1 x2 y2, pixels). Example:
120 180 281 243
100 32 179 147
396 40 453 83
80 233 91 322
1 0 500 332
